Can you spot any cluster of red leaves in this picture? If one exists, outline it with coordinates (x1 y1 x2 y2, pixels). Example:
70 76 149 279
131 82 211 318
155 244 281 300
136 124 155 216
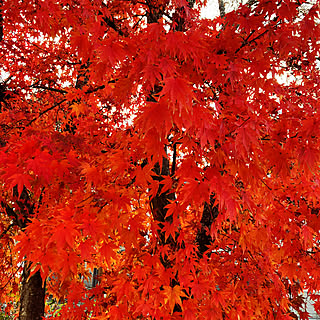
1 0 320 319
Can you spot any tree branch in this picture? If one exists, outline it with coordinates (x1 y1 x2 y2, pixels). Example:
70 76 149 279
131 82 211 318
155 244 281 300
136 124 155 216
102 16 124 36
100 2 125 36
27 99 67 126
218 0 226 18
31 85 67 94
0 223 14 240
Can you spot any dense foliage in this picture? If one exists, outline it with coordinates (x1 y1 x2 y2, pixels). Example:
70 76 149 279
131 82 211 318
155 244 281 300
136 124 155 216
1 0 320 319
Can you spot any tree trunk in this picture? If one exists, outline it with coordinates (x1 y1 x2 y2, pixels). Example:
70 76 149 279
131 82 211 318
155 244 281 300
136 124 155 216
19 263 45 320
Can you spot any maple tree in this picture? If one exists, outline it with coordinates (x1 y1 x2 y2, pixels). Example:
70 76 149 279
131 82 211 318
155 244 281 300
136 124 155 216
1 0 320 319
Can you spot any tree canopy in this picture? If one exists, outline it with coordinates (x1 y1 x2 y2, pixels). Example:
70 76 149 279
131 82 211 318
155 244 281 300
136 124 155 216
1 0 320 319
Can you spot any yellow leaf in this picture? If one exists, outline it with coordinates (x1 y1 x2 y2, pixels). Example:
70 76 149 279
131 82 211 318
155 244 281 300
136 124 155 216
163 285 187 314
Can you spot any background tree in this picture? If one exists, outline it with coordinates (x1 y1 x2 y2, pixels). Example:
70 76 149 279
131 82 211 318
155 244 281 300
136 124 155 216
1 0 320 319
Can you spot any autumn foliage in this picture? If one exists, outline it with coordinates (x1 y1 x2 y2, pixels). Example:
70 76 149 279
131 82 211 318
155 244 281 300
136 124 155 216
1 0 320 319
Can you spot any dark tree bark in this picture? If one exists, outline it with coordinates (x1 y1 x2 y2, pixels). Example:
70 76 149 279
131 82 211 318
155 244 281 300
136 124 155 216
1 187 46 320
218 0 226 17
19 263 46 320
196 195 219 257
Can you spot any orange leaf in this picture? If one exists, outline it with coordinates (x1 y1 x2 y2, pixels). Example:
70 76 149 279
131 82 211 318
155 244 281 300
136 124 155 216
71 102 86 117
163 285 187 313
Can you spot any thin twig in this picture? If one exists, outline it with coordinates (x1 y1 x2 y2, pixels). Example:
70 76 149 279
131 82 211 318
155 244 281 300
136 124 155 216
27 99 67 126
0 264 23 291
0 223 14 240
31 85 67 94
